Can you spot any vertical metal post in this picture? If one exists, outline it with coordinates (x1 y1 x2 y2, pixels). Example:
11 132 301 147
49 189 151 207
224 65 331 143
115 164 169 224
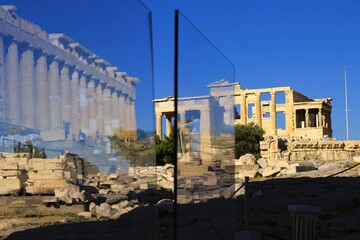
174 9 179 240
244 176 250 230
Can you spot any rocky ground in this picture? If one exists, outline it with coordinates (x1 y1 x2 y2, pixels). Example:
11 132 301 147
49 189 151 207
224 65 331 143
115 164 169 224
3 157 360 239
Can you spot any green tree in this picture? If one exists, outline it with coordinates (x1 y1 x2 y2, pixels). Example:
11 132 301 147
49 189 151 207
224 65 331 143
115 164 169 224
155 127 175 165
108 132 155 167
235 122 265 159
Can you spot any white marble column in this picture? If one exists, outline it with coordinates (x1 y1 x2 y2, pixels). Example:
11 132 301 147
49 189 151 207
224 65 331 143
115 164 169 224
35 52 49 130
87 78 97 136
129 98 136 132
156 113 162 138
118 92 126 132
255 93 262 128
48 57 62 129
115 90 123 133
111 90 119 132
79 74 89 133
5 40 20 125
95 83 104 135
270 92 277 135
103 86 112 135
60 64 71 124
165 114 172 137
19 45 35 128
241 93 247 125
124 94 130 132
0 36 5 122
70 70 80 137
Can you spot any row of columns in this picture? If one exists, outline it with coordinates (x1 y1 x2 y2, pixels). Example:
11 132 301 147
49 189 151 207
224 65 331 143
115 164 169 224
240 91 278 135
0 35 136 137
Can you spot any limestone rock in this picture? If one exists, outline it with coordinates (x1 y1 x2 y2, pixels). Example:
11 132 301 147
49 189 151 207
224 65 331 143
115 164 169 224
352 155 360 163
55 184 80 204
96 202 112 219
238 154 257 165
284 163 300 175
262 166 281 177
308 159 325 168
318 162 340 172
106 194 127 205
89 202 97 217
77 212 92 219
274 161 290 169
257 158 268 168
79 190 95 202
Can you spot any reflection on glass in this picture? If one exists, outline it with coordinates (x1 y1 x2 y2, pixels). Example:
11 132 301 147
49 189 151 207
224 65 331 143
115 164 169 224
0 1 158 239
176 11 236 240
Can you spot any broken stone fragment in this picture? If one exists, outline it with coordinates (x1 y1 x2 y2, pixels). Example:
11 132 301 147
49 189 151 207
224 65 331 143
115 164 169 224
96 202 112 219
274 161 290 169
257 158 268 168
238 154 257 165
55 184 80 204
77 211 92 219
262 166 281 177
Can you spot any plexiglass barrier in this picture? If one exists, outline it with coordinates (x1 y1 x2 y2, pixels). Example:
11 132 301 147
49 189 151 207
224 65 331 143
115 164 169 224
0 1 159 239
175 10 236 240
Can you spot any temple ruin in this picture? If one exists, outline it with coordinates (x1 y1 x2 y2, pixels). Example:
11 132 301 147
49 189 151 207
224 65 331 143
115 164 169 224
0 5 138 141
154 81 332 140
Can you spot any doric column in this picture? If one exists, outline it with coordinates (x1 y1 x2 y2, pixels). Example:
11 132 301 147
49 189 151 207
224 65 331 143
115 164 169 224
156 113 162 138
240 93 247 125
70 70 80 137
79 74 89 133
95 83 104 135
165 114 172 137
19 44 35 128
270 92 277 135
129 98 136 132
87 78 97 136
34 51 49 130
255 93 262 128
5 39 20 125
48 57 62 129
123 94 130 132
60 63 71 124
111 90 119 132
115 90 122 133
103 86 112 135
0 36 5 122
118 92 126 132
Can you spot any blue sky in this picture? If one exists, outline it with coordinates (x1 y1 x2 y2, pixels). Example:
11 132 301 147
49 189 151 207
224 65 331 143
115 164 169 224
143 0 360 140
3 0 360 140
